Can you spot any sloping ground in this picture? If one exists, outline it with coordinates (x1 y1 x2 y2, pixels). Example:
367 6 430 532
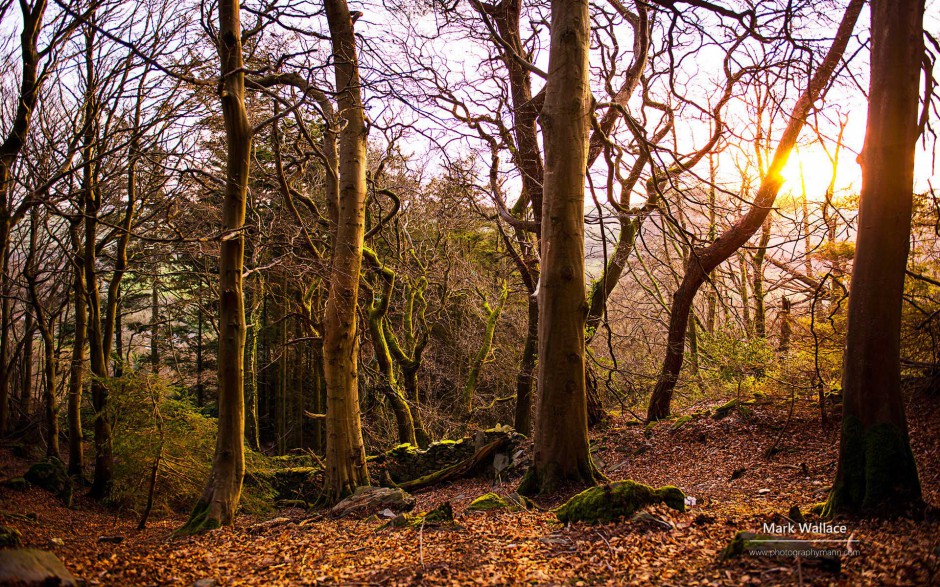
0 389 938 586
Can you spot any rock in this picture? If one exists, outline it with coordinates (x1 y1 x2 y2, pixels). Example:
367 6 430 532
383 501 455 529
719 531 840 571
48 538 64 547
0 549 76 586
0 525 22 548
193 579 219 587
24 458 71 506
331 486 415 519
97 536 124 544
757 488 771 495
555 480 686 524
469 491 535 512
0 478 27 492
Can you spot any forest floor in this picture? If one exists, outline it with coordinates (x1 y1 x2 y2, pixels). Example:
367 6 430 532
1 388 939 586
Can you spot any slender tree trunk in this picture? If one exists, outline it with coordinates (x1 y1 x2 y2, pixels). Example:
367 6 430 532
83 20 112 499
150 278 159 374
513 295 537 435
181 0 249 531
322 0 370 502
21 311 34 420
519 0 597 496
752 215 772 337
244 280 262 450
823 0 924 517
647 0 864 421
463 283 507 414
67 220 85 477
0 0 47 435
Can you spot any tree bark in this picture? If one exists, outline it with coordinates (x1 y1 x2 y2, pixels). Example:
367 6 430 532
0 0 47 435
67 219 85 477
519 0 597 496
180 0 249 532
322 0 370 503
647 0 864 421
823 0 924 516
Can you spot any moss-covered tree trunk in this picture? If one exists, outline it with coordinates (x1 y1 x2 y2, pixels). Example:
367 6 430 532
822 0 924 517
363 252 417 446
519 0 597 496
513 295 537 435
322 0 370 503
180 0 249 532
244 278 263 451
462 283 507 414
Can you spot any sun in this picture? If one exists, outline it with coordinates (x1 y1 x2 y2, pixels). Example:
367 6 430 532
779 146 860 201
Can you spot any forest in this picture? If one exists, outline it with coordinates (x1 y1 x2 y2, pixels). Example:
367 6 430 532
0 0 937 584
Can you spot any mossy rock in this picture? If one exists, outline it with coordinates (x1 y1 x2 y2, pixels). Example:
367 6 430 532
712 399 739 419
383 500 456 529
24 458 71 506
670 415 693 432
555 480 686 524
467 492 532 512
0 525 22 548
0 478 27 492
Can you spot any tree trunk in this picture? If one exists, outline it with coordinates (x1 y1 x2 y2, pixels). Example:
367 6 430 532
322 0 370 503
647 0 864 421
0 0 47 435
83 20 112 499
244 280 262 451
752 215 772 337
67 220 85 477
519 0 597 496
822 0 924 517
180 0 249 532
513 295 537 435
463 283 507 414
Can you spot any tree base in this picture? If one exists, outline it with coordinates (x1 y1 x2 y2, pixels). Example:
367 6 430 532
517 459 602 497
820 416 922 518
176 499 223 535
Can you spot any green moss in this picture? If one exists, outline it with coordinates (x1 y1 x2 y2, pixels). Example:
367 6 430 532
712 399 739 420
555 480 686 524
821 416 922 517
176 499 221 536
467 492 532 512
670 415 693 431
383 501 455 529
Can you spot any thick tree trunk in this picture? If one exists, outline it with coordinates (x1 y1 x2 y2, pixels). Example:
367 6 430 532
322 0 370 503
823 0 924 517
180 0 249 532
647 0 864 421
519 0 597 496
